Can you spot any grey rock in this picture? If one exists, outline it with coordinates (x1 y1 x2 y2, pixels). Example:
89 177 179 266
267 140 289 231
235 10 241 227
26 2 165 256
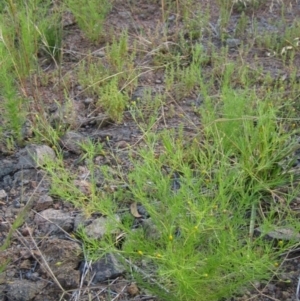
0 190 7 200
39 238 82 289
83 97 94 105
0 159 16 179
13 169 39 185
226 38 241 48
79 114 113 128
136 205 150 218
2 175 12 187
25 144 56 167
59 131 88 154
94 49 105 57
255 226 300 241
34 195 53 212
131 86 152 101
141 218 161 241
73 213 93 231
5 205 20 218
12 199 21 208
5 279 46 301
34 209 74 233
0 284 5 300
21 119 33 140
49 103 76 128
85 215 121 239
90 253 125 283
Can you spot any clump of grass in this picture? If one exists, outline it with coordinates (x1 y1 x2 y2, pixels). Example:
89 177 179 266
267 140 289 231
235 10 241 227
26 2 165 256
77 31 138 122
41 140 117 216
0 0 62 79
63 78 300 301
0 42 26 143
66 0 112 43
0 0 64 145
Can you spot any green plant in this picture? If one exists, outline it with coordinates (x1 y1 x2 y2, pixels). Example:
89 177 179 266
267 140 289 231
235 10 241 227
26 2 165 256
67 83 300 300
0 0 60 79
66 0 112 43
41 140 118 216
90 125 296 301
0 41 26 142
77 31 138 122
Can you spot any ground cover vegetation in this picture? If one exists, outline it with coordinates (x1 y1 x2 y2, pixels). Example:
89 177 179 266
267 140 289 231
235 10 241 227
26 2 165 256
1 0 300 300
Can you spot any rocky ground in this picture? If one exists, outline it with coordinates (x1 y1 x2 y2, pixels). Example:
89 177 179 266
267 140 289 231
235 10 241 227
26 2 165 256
1 0 300 300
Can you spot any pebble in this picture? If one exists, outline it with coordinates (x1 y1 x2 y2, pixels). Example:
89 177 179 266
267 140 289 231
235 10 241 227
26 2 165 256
127 282 139 296
35 195 54 212
59 131 88 154
34 209 74 233
84 215 121 239
226 38 241 48
84 98 94 105
0 189 7 200
94 49 105 57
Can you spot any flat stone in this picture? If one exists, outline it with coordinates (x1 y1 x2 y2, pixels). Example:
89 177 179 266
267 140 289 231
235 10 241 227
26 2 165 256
226 38 241 48
34 209 74 233
88 253 125 283
39 238 82 289
255 226 300 241
34 195 54 212
0 190 7 200
85 215 120 239
22 144 56 167
5 279 46 301
59 131 88 154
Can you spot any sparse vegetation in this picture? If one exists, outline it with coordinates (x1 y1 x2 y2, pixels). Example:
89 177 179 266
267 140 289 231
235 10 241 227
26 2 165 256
1 0 300 300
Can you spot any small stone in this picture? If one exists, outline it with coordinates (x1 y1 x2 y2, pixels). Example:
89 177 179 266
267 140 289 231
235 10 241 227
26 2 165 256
0 190 7 200
168 15 176 22
20 259 32 270
59 131 88 154
20 144 56 168
20 250 32 259
282 291 290 299
39 238 82 289
12 199 21 208
141 218 161 240
21 119 33 140
84 98 94 105
35 195 54 212
155 79 162 84
131 86 151 101
85 215 120 239
24 271 40 281
94 49 105 57
5 205 20 218
34 209 74 233
127 282 139 296
255 226 300 241
90 253 125 283
73 180 92 196
115 141 129 149
6 280 46 301
226 38 241 48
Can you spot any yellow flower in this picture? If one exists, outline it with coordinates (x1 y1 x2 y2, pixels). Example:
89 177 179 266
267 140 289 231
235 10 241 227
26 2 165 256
169 235 173 241
137 250 143 255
